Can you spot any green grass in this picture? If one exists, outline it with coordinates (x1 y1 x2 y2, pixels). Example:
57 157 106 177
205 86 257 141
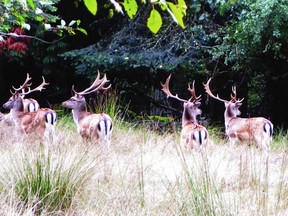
0 139 95 215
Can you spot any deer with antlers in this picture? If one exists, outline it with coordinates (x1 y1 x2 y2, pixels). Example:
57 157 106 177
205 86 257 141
161 74 208 152
18 73 41 112
204 77 273 151
62 72 113 146
2 76 57 140
1 74 41 125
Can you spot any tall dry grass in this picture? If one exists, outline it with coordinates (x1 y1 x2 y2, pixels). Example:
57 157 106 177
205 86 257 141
0 115 288 215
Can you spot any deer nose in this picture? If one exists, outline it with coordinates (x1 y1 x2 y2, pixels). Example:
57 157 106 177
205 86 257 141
3 103 9 109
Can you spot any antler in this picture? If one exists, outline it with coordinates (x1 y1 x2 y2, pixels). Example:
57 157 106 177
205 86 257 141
160 74 188 103
12 73 32 93
188 80 201 102
73 71 111 96
203 78 229 103
230 86 244 102
21 76 49 96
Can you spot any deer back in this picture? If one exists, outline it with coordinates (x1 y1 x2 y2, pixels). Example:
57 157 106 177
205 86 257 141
181 122 208 152
23 98 40 112
77 113 113 143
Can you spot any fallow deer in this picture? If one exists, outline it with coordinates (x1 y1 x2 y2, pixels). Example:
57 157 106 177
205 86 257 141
1 74 40 125
3 76 57 140
204 77 273 151
18 73 41 112
161 74 208 152
62 72 113 146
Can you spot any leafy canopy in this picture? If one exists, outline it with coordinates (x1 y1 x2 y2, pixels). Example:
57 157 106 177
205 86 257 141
0 0 87 43
213 0 288 71
83 0 187 34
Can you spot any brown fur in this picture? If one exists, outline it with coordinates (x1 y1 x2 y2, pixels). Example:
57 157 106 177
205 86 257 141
226 116 273 150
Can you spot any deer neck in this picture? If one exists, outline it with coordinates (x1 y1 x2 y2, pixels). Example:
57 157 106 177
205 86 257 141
224 106 238 129
182 108 197 127
10 98 24 123
71 104 88 124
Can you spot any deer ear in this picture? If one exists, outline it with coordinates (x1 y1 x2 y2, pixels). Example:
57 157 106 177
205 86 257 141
73 93 80 99
235 102 242 108
194 101 201 107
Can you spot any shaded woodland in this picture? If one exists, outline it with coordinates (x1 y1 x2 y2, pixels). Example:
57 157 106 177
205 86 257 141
1 0 288 129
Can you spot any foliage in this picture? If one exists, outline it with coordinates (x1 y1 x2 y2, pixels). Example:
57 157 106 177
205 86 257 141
82 0 187 33
0 0 86 59
0 0 59 33
84 0 98 15
0 27 30 60
62 3 214 74
208 0 288 120
147 9 162 34
61 0 225 76
212 0 288 71
60 1 223 118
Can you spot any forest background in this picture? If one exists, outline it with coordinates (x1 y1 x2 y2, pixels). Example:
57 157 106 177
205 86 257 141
1 0 288 130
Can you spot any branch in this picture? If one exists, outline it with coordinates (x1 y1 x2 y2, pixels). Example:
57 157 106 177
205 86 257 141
0 32 68 44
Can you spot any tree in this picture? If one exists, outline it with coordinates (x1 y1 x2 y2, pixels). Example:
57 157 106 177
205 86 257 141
0 0 86 57
0 0 86 107
211 0 288 126
61 1 223 118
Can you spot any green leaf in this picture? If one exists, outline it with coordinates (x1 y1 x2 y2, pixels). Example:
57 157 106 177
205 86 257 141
123 0 138 19
35 16 43 22
77 28 88 35
84 0 97 16
57 30 63 37
167 2 185 28
178 0 187 15
27 0 35 10
160 3 168 11
108 9 114 19
147 9 162 34
3 0 10 6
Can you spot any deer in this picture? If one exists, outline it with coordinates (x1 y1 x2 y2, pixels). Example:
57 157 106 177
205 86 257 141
161 74 209 152
203 77 273 151
0 74 40 125
62 72 113 147
18 73 41 112
2 76 57 140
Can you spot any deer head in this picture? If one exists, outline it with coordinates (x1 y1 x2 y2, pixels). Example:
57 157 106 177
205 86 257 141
62 71 111 111
3 75 48 111
203 77 244 119
161 74 202 126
